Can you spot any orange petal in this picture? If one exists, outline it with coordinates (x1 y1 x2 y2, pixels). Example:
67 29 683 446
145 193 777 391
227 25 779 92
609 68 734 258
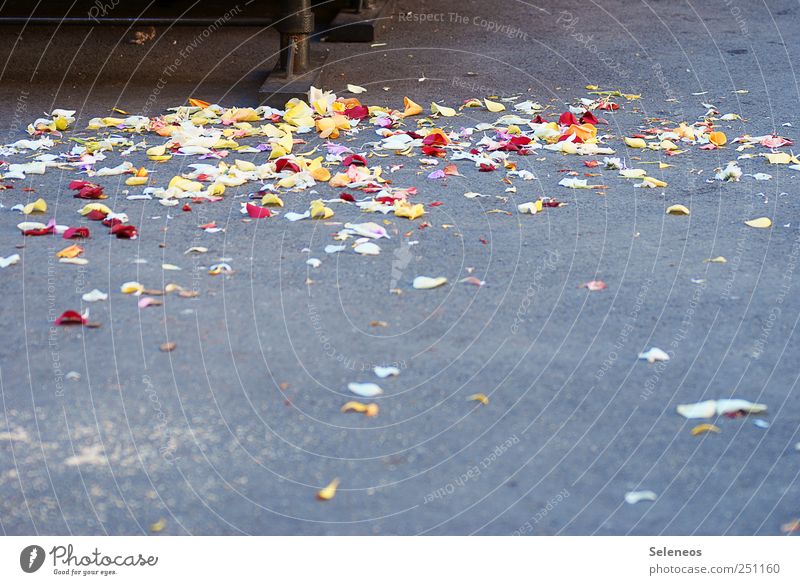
691 423 720 436
708 131 727 146
56 245 83 259
467 393 489 406
403 96 423 117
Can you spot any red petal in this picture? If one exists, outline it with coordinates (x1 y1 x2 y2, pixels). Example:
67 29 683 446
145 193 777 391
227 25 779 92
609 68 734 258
558 111 578 126
245 203 272 219
422 133 447 146
275 158 301 173
342 154 367 167
111 224 138 239
344 105 369 120
76 186 105 199
421 146 446 157
339 193 356 202
63 227 90 239
55 310 87 326
85 210 108 221
23 227 54 236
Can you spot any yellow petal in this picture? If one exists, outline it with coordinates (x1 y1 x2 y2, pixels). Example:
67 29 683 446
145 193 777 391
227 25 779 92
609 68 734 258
121 281 144 295
206 182 225 197
311 167 331 182
704 256 727 263
517 200 543 214
125 176 148 186
329 172 351 188
484 99 506 112
316 117 339 139
431 102 456 117
22 198 47 215
341 401 379 416
316 478 340 501
261 193 284 207
745 217 772 228
666 204 690 216
310 199 334 219
765 152 792 164
234 159 256 172
79 203 112 216
642 176 667 188
168 177 203 192
619 169 647 179
624 137 647 148
221 107 260 124
467 393 489 406
394 202 425 220
146 144 167 157
269 144 288 159
277 175 298 188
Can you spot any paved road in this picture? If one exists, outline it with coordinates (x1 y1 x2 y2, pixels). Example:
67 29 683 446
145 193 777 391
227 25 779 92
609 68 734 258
0 0 799 535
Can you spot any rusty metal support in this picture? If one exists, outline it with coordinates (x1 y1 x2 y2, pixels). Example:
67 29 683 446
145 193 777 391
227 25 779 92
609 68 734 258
260 0 327 105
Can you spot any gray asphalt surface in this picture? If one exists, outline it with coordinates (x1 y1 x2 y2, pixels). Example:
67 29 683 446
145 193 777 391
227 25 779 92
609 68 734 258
1 0 799 535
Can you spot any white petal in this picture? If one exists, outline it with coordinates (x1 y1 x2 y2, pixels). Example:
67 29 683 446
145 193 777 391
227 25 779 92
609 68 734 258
676 400 717 419
285 211 311 222
413 276 448 289
354 242 381 255
348 382 383 397
638 347 670 363
374 366 400 378
715 399 767 416
82 289 108 302
0 254 20 268
624 490 657 504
